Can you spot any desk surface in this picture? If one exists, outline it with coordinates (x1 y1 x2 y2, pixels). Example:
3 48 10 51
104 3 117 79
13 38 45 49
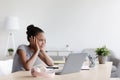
110 78 120 80
54 60 65 64
0 62 112 80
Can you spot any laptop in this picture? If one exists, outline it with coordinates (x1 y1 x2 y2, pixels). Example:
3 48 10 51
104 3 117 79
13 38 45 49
55 53 88 75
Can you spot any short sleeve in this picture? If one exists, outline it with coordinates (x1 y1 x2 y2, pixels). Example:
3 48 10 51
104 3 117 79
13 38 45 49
16 45 30 59
17 45 26 52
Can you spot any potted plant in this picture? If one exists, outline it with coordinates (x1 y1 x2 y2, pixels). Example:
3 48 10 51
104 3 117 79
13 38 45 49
95 46 110 64
8 48 14 56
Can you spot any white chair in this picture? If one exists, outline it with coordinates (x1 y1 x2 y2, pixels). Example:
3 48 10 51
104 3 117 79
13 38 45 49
0 59 13 76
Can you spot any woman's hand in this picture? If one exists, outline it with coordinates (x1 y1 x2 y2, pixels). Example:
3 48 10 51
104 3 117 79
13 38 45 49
40 44 46 53
31 67 52 78
31 68 40 77
38 40 46 53
29 36 40 53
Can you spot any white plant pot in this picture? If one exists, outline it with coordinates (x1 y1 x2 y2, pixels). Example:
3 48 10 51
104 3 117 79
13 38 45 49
9 52 13 56
98 56 107 64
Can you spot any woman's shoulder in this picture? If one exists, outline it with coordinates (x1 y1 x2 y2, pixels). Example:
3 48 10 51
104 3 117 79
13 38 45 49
18 44 27 47
17 44 29 50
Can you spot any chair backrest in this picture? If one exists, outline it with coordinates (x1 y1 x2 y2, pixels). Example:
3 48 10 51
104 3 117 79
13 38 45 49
0 59 13 76
81 48 97 60
81 48 96 55
50 56 65 61
107 50 119 66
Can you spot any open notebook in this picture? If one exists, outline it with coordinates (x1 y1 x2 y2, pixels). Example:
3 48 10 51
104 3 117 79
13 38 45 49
54 53 88 75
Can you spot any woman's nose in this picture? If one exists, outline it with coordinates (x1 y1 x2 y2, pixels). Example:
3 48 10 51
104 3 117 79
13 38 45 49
41 41 45 45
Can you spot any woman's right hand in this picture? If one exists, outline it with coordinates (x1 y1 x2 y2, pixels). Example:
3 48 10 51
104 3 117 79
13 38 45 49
31 67 54 78
31 67 41 77
29 36 40 53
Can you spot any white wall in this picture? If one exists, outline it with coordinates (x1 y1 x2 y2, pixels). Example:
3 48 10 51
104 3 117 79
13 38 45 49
0 0 120 57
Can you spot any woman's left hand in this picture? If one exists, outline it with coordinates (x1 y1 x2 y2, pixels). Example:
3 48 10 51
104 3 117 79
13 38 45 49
38 42 46 53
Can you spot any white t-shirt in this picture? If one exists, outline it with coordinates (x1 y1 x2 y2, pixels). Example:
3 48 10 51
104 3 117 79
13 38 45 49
12 44 42 72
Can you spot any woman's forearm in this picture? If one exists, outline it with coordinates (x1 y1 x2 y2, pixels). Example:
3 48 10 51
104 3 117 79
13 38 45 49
40 51 54 66
25 51 39 70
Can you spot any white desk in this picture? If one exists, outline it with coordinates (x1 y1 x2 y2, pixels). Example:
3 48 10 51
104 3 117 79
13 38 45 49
54 60 65 64
0 62 112 80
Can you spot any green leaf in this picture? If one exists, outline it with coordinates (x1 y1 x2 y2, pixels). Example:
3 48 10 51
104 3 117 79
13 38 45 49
95 46 110 56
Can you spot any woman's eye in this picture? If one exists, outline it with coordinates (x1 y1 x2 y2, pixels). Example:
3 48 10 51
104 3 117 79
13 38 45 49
38 39 46 42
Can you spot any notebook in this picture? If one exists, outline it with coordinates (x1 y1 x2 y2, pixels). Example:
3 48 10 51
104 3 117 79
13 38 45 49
55 53 88 75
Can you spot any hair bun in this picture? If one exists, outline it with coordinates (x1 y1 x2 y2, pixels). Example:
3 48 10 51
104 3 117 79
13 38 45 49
27 24 34 30
26 24 44 41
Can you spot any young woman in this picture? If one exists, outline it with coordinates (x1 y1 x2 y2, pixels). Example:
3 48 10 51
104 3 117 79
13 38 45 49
12 25 54 72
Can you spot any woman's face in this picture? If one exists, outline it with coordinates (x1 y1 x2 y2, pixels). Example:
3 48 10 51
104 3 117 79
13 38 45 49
35 32 46 48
